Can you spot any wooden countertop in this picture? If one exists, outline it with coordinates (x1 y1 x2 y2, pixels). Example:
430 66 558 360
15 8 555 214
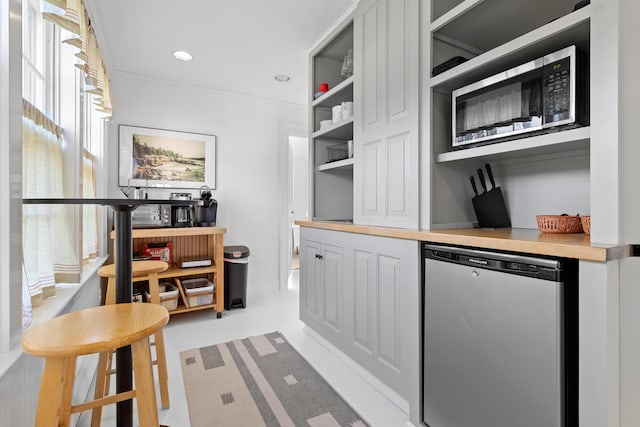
110 226 226 239
295 220 629 262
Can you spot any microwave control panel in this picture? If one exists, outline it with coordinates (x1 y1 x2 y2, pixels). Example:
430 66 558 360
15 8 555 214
543 56 571 124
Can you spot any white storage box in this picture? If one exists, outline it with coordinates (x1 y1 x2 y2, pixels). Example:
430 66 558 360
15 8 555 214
181 278 215 307
146 283 180 311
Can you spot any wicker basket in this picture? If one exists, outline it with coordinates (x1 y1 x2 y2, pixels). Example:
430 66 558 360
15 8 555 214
536 215 584 234
581 215 591 235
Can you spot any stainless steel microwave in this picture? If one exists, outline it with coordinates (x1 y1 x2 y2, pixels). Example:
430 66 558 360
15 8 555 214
452 45 589 148
131 204 172 228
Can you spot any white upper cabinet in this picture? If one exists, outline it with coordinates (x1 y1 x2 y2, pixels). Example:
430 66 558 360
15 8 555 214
353 0 420 229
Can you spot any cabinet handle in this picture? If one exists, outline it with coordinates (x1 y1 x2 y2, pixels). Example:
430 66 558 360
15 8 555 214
315 254 323 260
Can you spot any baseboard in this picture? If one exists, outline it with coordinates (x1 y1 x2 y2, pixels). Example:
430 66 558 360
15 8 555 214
301 325 411 415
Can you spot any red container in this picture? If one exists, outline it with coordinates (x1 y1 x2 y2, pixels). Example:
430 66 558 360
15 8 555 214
319 82 329 92
143 242 173 262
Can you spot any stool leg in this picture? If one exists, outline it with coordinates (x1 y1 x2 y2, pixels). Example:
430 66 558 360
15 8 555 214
34 357 67 427
105 277 116 305
58 356 76 427
148 271 170 409
153 329 170 409
91 350 112 427
131 337 159 427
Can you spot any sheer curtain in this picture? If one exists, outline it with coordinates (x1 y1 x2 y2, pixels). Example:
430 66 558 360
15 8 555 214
22 100 78 305
42 0 113 116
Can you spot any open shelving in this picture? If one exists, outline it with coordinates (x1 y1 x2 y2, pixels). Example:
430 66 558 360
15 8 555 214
110 226 226 317
312 117 354 139
312 76 354 108
436 126 590 163
427 0 592 230
318 157 354 172
430 6 591 91
310 16 354 221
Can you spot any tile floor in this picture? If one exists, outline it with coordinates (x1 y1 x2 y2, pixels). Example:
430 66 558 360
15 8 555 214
91 270 411 427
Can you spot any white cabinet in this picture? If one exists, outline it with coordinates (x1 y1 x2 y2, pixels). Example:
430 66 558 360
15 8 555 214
309 17 355 221
300 236 344 344
299 227 420 411
353 0 420 228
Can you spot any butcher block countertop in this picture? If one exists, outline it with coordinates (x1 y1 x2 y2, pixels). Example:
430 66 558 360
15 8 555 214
295 221 630 262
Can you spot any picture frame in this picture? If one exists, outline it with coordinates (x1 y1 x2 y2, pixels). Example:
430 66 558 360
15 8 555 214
118 125 216 189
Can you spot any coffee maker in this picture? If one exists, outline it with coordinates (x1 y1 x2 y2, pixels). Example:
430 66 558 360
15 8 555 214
170 193 194 227
194 186 217 227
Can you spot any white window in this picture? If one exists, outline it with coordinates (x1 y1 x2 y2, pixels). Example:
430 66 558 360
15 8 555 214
22 0 55 115
21 0 104 307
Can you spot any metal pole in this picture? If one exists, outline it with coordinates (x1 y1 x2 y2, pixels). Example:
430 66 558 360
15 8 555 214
114 206 133 427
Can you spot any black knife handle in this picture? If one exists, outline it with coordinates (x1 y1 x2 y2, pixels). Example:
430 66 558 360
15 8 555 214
485 163 496 189
477 168 487 192
470 176 478 195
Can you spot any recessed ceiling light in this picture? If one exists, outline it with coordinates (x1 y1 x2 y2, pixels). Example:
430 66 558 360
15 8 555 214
173 50 193 62
274 74 290 82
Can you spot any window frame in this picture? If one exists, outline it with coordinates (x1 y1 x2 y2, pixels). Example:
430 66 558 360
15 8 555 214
21 3 106 306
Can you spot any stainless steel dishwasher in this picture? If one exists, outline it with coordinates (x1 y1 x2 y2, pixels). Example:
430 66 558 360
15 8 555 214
422 243 577 427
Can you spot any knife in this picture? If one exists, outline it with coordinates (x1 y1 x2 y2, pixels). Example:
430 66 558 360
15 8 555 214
477 168 488 193
470 176 479 196
485 163 496 190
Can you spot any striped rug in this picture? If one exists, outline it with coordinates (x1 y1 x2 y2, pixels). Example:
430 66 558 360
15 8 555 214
180 331 368 427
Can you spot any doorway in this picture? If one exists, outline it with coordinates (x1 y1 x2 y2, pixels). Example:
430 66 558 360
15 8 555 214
288 135 308 286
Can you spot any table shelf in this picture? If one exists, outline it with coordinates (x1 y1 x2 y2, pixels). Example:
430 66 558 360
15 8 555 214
111 226 226 318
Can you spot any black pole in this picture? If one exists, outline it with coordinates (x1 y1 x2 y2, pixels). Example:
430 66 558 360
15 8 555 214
114 207 133 427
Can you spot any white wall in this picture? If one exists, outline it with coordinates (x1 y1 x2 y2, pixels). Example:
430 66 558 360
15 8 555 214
0 0 24 353
106 73 307 294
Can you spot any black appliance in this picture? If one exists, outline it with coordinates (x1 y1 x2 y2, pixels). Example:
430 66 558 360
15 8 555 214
170 192 194 228
452 45 589 149
194 185 217 227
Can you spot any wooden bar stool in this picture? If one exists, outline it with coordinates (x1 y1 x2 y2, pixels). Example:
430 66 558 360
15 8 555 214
22 303 169 427
94 260 170 426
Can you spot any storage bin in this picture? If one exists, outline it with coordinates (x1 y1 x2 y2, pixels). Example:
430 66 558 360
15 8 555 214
145 283 180 311
327 143 348 162
181 278 215 307
158 280 172 293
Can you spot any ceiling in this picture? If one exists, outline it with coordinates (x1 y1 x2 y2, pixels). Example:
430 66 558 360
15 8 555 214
85 0 355 106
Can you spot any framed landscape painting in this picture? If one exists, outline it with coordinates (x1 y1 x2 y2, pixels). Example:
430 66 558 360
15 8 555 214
119 125 216 189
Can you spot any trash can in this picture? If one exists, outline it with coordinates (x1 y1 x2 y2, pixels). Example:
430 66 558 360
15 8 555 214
223 245 250 309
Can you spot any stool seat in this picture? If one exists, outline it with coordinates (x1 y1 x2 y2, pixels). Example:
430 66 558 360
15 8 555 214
22 303 169 357
22 303 169 427
98 260 169 279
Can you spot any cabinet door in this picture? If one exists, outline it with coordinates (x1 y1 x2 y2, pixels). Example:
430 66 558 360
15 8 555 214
299 233 344 343
354 0 419 228
319 243 344 339
344 234 420 402
300 239 322 326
